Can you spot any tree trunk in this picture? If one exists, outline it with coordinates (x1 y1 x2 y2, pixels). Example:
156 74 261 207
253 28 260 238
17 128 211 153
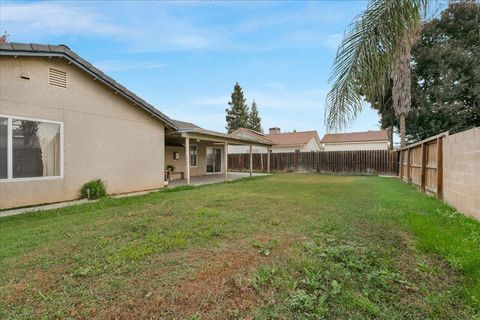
400 113 406 148
387 126 394 149
392 28 419 149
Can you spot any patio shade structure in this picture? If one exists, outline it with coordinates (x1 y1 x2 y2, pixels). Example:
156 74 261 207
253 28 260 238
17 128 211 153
166 124 272 185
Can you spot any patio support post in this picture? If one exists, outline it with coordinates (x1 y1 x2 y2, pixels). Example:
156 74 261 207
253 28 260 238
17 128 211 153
185 135 190 185
249 145 253 176
224 142 228 182
267 147 270 174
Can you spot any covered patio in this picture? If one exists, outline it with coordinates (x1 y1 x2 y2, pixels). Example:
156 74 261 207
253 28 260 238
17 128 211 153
165 120 272 186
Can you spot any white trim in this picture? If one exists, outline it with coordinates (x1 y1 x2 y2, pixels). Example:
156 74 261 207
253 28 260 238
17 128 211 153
205 146 223 175
0 114 64 183
189 144 197 168
0 114 63 126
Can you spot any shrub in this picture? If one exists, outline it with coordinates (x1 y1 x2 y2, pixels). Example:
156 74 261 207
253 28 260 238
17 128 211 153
80 179 107 200
166 164 175 172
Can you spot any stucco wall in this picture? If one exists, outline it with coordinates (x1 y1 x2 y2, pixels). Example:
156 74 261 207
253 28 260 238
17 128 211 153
443 127 480 220
165 140 225 178
0 56 165 209
303 137 322 152
323 141 389 151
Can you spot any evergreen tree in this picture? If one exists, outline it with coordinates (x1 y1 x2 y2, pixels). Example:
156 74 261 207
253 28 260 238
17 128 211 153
248 99 263 132
225 82 249 133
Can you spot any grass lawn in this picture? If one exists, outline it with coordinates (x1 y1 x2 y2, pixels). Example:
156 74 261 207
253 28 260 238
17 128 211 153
1 174 479 319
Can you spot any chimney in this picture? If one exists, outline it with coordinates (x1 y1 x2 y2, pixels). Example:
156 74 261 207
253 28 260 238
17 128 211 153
269 127 281 134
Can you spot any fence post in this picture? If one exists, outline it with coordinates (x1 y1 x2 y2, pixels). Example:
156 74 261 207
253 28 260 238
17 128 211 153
399 150 403 178
421 143 427 192
406 148 411 184
436 137 443 199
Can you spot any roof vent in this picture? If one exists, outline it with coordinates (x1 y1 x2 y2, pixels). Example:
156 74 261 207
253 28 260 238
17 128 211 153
49 68 66 88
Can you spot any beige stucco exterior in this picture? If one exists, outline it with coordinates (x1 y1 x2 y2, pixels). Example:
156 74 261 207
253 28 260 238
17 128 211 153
0 56 165 209
322 141 389 151
165 140 226 178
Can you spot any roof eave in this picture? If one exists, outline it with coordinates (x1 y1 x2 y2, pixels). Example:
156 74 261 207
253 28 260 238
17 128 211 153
0 49 178 130
175 129 272 146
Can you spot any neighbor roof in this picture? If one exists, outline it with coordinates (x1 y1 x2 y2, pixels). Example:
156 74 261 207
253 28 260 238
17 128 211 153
321 131 389 143
0 42 177 129
266 131 320 147
168 121 272 146
230 127 272 144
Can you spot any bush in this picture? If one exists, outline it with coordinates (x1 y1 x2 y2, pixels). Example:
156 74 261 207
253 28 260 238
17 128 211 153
80 179 107 200
166 164 175 172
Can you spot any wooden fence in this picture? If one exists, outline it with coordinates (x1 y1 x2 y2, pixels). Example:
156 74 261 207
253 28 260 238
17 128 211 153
399 132 447 199
228 150 399 175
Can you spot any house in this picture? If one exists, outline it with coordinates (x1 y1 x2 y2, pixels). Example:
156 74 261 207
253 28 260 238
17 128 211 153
0 43 270 209
321 130 390 151
229 127 323 153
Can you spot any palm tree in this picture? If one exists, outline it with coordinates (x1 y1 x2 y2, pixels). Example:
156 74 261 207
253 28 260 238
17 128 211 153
325 0 429 147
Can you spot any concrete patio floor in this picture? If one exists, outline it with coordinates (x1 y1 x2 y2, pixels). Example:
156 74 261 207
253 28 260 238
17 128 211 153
167 172 266 188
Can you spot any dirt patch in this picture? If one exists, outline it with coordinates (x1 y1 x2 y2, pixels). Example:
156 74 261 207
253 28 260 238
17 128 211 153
97 235 304 319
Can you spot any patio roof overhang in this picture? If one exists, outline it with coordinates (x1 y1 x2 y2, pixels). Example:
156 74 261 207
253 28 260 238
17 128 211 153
166 128 272 186
170 129 273 147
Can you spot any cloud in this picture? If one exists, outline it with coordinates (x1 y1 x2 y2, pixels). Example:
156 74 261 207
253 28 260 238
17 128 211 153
0 2 131 39
248 88 328 112
1 1 352 53
322 33 343 51
174 87 328 132
187 88 328 113
282 31 343 51
94 60 168 72
262 82 287 90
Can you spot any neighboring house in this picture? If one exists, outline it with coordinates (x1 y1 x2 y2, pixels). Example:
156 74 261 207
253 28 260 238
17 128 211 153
229 127 323 153
321 130 390 151
0 43 269 209
227 128 273 153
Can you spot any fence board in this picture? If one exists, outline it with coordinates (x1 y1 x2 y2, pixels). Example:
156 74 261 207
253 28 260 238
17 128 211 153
228 150 399 175
399 133 447 198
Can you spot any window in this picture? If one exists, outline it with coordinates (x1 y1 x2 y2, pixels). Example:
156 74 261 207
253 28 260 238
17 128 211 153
206 147 222 173
0 115 63 181
0 118 7 179
189 145 197 167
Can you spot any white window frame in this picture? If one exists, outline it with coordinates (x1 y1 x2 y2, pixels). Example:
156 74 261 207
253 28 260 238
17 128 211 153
189 144 197 168
0 114 64 183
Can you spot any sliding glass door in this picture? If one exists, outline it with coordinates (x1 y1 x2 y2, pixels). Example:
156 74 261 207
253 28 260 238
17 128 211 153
206 147 222 174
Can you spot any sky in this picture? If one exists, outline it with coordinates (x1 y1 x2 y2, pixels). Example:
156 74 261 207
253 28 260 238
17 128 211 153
0 0 384 136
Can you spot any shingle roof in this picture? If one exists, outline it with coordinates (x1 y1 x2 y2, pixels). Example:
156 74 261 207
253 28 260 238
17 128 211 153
266 131 320 146
0 42 177 129
321 130 388 143
171 119 203 130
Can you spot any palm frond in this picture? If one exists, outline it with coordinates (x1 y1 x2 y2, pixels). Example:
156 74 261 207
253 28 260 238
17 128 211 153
325 0 427 131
